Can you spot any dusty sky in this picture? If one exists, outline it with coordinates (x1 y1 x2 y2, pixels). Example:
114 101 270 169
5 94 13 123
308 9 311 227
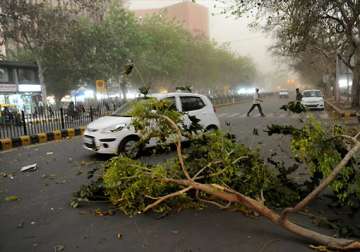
128 0 287 75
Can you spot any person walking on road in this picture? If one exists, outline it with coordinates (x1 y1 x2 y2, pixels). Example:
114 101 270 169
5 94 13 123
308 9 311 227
296 88 303 102
247 88 265 117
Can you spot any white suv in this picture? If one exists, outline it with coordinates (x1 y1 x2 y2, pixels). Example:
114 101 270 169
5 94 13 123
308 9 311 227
83 92 220 155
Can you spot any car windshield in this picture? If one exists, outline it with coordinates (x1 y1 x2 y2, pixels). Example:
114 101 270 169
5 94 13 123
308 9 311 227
303 90 321 97
112 98 149 117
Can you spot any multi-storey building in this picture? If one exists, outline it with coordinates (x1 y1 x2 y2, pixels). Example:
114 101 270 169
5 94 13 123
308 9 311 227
133 1 209 39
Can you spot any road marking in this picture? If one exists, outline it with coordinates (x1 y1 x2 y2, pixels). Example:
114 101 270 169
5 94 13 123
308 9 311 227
217 111 330 120
228 113 240 118
217 113 228 118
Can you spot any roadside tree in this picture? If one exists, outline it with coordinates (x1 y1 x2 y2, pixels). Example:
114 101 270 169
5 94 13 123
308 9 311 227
224 0 360 106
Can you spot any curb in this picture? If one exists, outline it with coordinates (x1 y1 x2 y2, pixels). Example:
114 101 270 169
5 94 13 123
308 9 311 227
0 127 85 151
325 100 358 119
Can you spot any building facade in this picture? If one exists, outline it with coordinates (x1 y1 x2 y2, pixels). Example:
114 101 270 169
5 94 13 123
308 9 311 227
133 1 209 39
0 61 41 113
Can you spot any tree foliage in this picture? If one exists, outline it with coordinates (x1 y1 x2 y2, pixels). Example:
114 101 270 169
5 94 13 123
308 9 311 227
1 2 257 99
73 97 360 250
0 0 110 98
223 0 360 106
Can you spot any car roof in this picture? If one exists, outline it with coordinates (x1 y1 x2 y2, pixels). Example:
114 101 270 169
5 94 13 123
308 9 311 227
303 89 321 92
149 92 207 99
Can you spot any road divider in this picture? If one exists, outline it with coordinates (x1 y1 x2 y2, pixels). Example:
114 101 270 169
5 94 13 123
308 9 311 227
0 127 85 151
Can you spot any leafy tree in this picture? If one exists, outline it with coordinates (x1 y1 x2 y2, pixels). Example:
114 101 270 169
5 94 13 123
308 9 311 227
224 0 360 106
134 15 256 93
0 0 109 100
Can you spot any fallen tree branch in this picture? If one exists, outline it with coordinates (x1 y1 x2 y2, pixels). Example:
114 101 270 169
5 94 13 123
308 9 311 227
161 115 360 250
142 186 193 213
162 178 360 250
161 115 192 180
195 190 231 209
280 137 360 222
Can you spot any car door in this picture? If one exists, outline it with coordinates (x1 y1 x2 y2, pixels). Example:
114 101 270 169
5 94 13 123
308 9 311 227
180 95 208 131
147 96 180 146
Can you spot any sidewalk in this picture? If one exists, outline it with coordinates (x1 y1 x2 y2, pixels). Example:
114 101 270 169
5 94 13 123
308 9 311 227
325 98 359 124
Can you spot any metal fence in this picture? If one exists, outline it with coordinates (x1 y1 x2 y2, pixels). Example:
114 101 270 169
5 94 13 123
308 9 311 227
0 105 117 139
0 94 267 139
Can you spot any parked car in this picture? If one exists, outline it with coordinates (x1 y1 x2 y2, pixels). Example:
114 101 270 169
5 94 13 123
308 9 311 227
279 90 289 98
301 89 324 110
83 92 220 156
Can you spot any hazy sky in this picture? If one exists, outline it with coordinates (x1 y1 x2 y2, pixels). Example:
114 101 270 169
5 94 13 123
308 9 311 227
128 0 286 74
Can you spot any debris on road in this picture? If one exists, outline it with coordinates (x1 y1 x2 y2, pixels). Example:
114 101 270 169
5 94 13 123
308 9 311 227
17 222 24 229
46 152 54 155
309 245 330 252
20 163 37 172
253 128 259 135
95 208 115 216
30 221 36 225
116 233 123 240
54 244 65 252
5 195 18 202
1 172 15 179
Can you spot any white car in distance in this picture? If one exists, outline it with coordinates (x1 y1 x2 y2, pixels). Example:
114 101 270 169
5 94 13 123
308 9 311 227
279 90 289 98
301 89 324 110
83 92 220 156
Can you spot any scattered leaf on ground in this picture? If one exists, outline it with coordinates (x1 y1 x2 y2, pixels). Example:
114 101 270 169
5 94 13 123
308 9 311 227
5 195 18 201
309 245 332 251
95 209 115 216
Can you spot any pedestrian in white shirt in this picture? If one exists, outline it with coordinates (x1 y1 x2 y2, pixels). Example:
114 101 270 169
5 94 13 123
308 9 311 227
247 88 265 117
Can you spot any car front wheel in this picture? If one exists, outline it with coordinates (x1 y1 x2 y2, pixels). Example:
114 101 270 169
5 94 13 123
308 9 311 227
118 136 141 158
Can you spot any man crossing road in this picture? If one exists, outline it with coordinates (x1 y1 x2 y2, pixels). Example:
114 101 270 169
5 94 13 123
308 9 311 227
247 88 265 117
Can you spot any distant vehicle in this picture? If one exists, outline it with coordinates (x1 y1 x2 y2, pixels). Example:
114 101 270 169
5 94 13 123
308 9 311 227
301 89 324 110
83 92 220 156
279 90 289 98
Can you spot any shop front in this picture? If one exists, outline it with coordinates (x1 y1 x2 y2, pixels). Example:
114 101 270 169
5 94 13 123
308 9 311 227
0 61 41 114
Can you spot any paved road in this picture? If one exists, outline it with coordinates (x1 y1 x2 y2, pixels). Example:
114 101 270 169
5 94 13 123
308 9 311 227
0 97 335 252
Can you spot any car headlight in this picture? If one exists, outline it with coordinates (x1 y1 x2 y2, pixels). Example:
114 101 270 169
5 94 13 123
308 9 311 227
103 123 127 133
